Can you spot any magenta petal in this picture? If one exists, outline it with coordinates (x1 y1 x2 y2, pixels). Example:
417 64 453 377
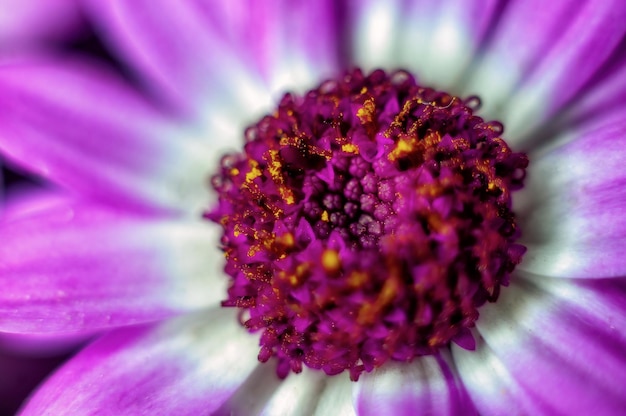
354 353 477 416
519 118 626 278
0 57 212 215
465 0 626 140
554 47 626 135
84 0 340 115
0 193 225 333
19 310 261 415
453 275 626 415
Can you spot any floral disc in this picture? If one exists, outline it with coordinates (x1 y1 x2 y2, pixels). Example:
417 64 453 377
208 69 528 381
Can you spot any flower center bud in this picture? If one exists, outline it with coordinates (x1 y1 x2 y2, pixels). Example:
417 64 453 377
207 69 528 381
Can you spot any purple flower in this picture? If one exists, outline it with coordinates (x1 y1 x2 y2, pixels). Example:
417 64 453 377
1 1 625 414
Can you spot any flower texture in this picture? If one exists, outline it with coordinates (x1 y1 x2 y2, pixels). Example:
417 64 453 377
1 1 626 415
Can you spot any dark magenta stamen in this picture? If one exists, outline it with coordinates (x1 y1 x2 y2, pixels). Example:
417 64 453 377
207 69 528 381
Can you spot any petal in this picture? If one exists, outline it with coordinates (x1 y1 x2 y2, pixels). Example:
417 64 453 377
20 310 262 415
347 0 500 88
0 0 83 47
354 353 476 416
463 0 626 141
546 46 626 141
517 118 626 278
215 367 326 416
0 194 226 333
258 370 326 416
312 374 357 416
0 57 213 215
84 0 340 118
192 0 341 96
453 275 626 415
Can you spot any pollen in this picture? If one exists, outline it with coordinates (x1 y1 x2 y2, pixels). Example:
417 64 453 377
322 249 341 274
207 68 528 381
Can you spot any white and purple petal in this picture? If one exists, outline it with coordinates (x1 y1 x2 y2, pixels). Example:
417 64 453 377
549 45 626 138
347 0 500 88
464 0 626 141
0 57 213 215
517 118 626 278
354 353 476 415
83 0 340 124
216 366 326 416
312 374 356 416
453 274 626 415
19 309 260 415
0 194 225 334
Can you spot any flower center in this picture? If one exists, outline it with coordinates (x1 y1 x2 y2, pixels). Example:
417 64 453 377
207 69 528 381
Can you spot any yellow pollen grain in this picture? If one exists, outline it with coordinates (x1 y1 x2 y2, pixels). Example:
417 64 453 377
267 150 282 179
275 232 295 248
322 249 341 274
247 245 261 258
266 149 296 204
388 131 442 162
357 98 376 124
424 131 442 147
279 188 295 205
284 263 311 286
341 143 359 154
388 136 418 161
245 160 262 182
321 210 329 222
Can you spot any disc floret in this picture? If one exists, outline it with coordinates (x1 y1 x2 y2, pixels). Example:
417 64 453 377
208 69 528 381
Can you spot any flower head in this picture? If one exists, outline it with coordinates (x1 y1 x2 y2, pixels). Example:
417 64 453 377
0 1 625 415
210 68 528 380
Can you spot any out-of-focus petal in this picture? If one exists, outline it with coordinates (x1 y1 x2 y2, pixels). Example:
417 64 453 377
258 371 326 416
0 0 83 48
517 118 626 278
0 57 213 216
453 275 626 415
463 0 626 141
192 0 341 96
547 46 626 140
312 374 356 416
347 0 501 89
0 193 226 334
83 0 340 120
214 367 325 416
354 353 476 416
19 310 261 415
